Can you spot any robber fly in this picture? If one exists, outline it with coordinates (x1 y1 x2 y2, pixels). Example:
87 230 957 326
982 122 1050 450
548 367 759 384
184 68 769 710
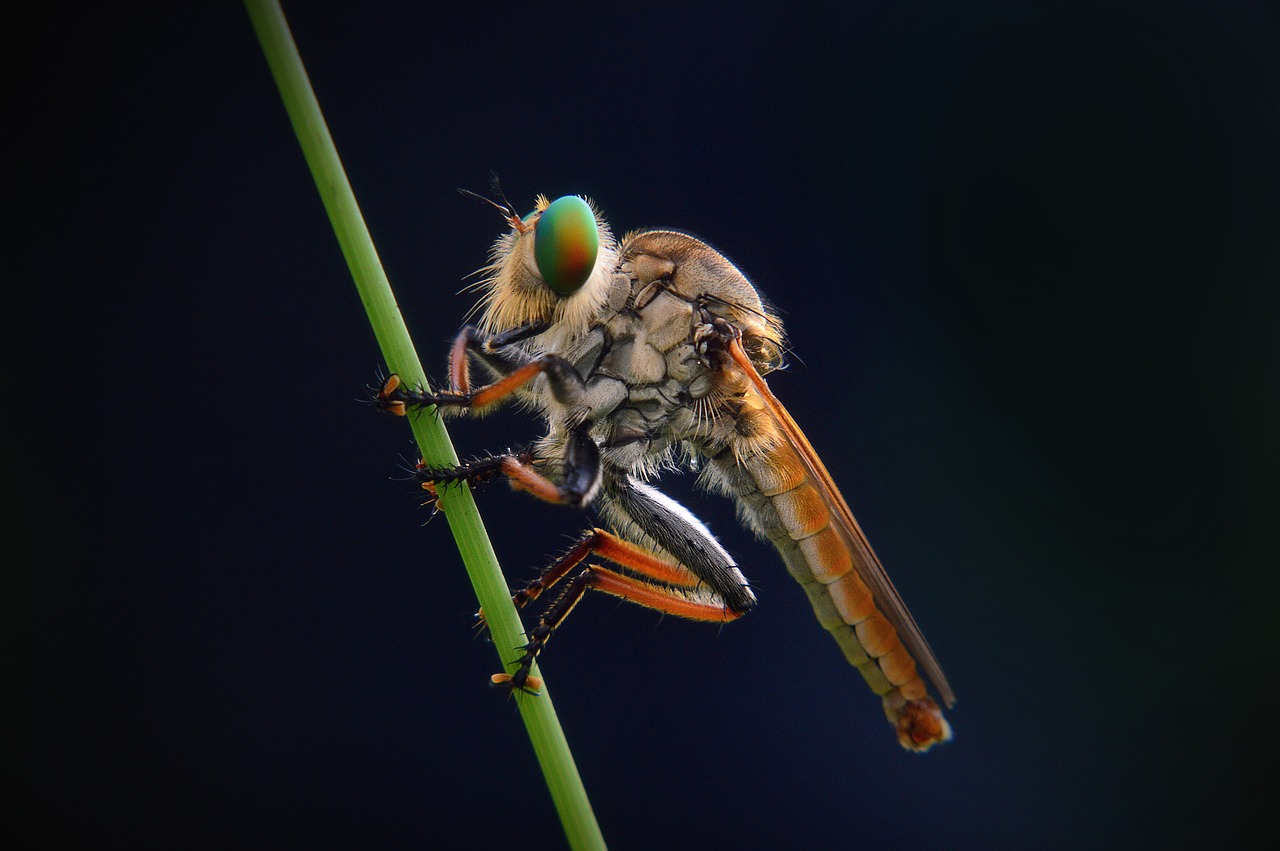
375 193 954 751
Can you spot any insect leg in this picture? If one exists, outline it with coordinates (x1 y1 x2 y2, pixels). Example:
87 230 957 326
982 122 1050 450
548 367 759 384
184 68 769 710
511 527 705 612
375 351 585 415
444 322 549 398
495 478 760 692
415 423 602 507
603 477 759 614
498 529 747 693
373 342 586 414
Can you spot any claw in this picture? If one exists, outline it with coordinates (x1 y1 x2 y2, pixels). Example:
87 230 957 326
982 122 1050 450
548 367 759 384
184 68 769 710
472 608 491 639
490 672 543 695
372 372 409 416
371 372 455 415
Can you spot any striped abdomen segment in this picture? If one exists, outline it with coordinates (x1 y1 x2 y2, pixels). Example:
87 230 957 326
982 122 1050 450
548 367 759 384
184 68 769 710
717 441 952 751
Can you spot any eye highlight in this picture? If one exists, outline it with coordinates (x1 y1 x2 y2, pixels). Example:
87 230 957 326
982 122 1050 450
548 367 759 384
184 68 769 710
533 195 599 295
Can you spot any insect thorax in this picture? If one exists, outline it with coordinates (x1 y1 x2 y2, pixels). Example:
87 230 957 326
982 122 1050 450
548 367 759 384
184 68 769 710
556 260 776 477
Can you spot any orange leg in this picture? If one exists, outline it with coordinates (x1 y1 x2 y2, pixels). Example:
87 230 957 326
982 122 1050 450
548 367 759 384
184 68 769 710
502 562 745 694
413 422 601 508
375 358 558 415
447 326 473 396
500 536 747 693
375 326 584 417
511 528 704 611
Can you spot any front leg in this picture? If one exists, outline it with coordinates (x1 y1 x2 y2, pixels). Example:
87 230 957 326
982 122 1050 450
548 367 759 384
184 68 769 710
447 321 548 399
373 321 580 416
375 352 588 414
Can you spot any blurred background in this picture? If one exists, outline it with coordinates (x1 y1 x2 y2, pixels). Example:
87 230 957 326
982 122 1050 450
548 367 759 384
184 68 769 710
13 1 1279 847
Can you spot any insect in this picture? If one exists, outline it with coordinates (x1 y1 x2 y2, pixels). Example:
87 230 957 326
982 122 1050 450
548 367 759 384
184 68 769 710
376 193 954 751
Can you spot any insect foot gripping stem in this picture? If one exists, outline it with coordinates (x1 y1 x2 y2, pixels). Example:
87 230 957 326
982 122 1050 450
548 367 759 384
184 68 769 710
371 372 467 416
887 695 952 752
370 372 420 416
413 450 537 492
490 672 544 695
489 624 555 697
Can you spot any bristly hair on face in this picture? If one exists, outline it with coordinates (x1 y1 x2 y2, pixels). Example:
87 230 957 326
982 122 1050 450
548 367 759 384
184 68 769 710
468 195 618 352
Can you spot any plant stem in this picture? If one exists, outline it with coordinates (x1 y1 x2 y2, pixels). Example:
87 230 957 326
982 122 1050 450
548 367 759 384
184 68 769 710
243 3 605 848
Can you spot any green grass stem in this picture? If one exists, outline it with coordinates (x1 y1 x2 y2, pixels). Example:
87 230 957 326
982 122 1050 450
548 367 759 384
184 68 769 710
243 3 605 848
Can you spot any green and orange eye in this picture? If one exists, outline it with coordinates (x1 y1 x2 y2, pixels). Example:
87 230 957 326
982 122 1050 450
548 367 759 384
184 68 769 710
533 195 599 295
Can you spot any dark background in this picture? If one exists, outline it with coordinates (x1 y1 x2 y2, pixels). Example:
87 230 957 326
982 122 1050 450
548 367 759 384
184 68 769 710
13 1 1279 848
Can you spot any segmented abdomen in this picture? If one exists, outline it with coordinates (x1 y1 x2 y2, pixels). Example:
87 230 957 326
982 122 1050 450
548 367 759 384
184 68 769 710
702 440 951 751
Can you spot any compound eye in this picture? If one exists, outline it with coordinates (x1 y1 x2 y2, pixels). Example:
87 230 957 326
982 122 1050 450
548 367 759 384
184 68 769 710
533 195 599 295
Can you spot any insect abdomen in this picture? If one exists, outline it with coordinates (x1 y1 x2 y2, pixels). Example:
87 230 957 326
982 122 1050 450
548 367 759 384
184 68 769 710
703 441 951 751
